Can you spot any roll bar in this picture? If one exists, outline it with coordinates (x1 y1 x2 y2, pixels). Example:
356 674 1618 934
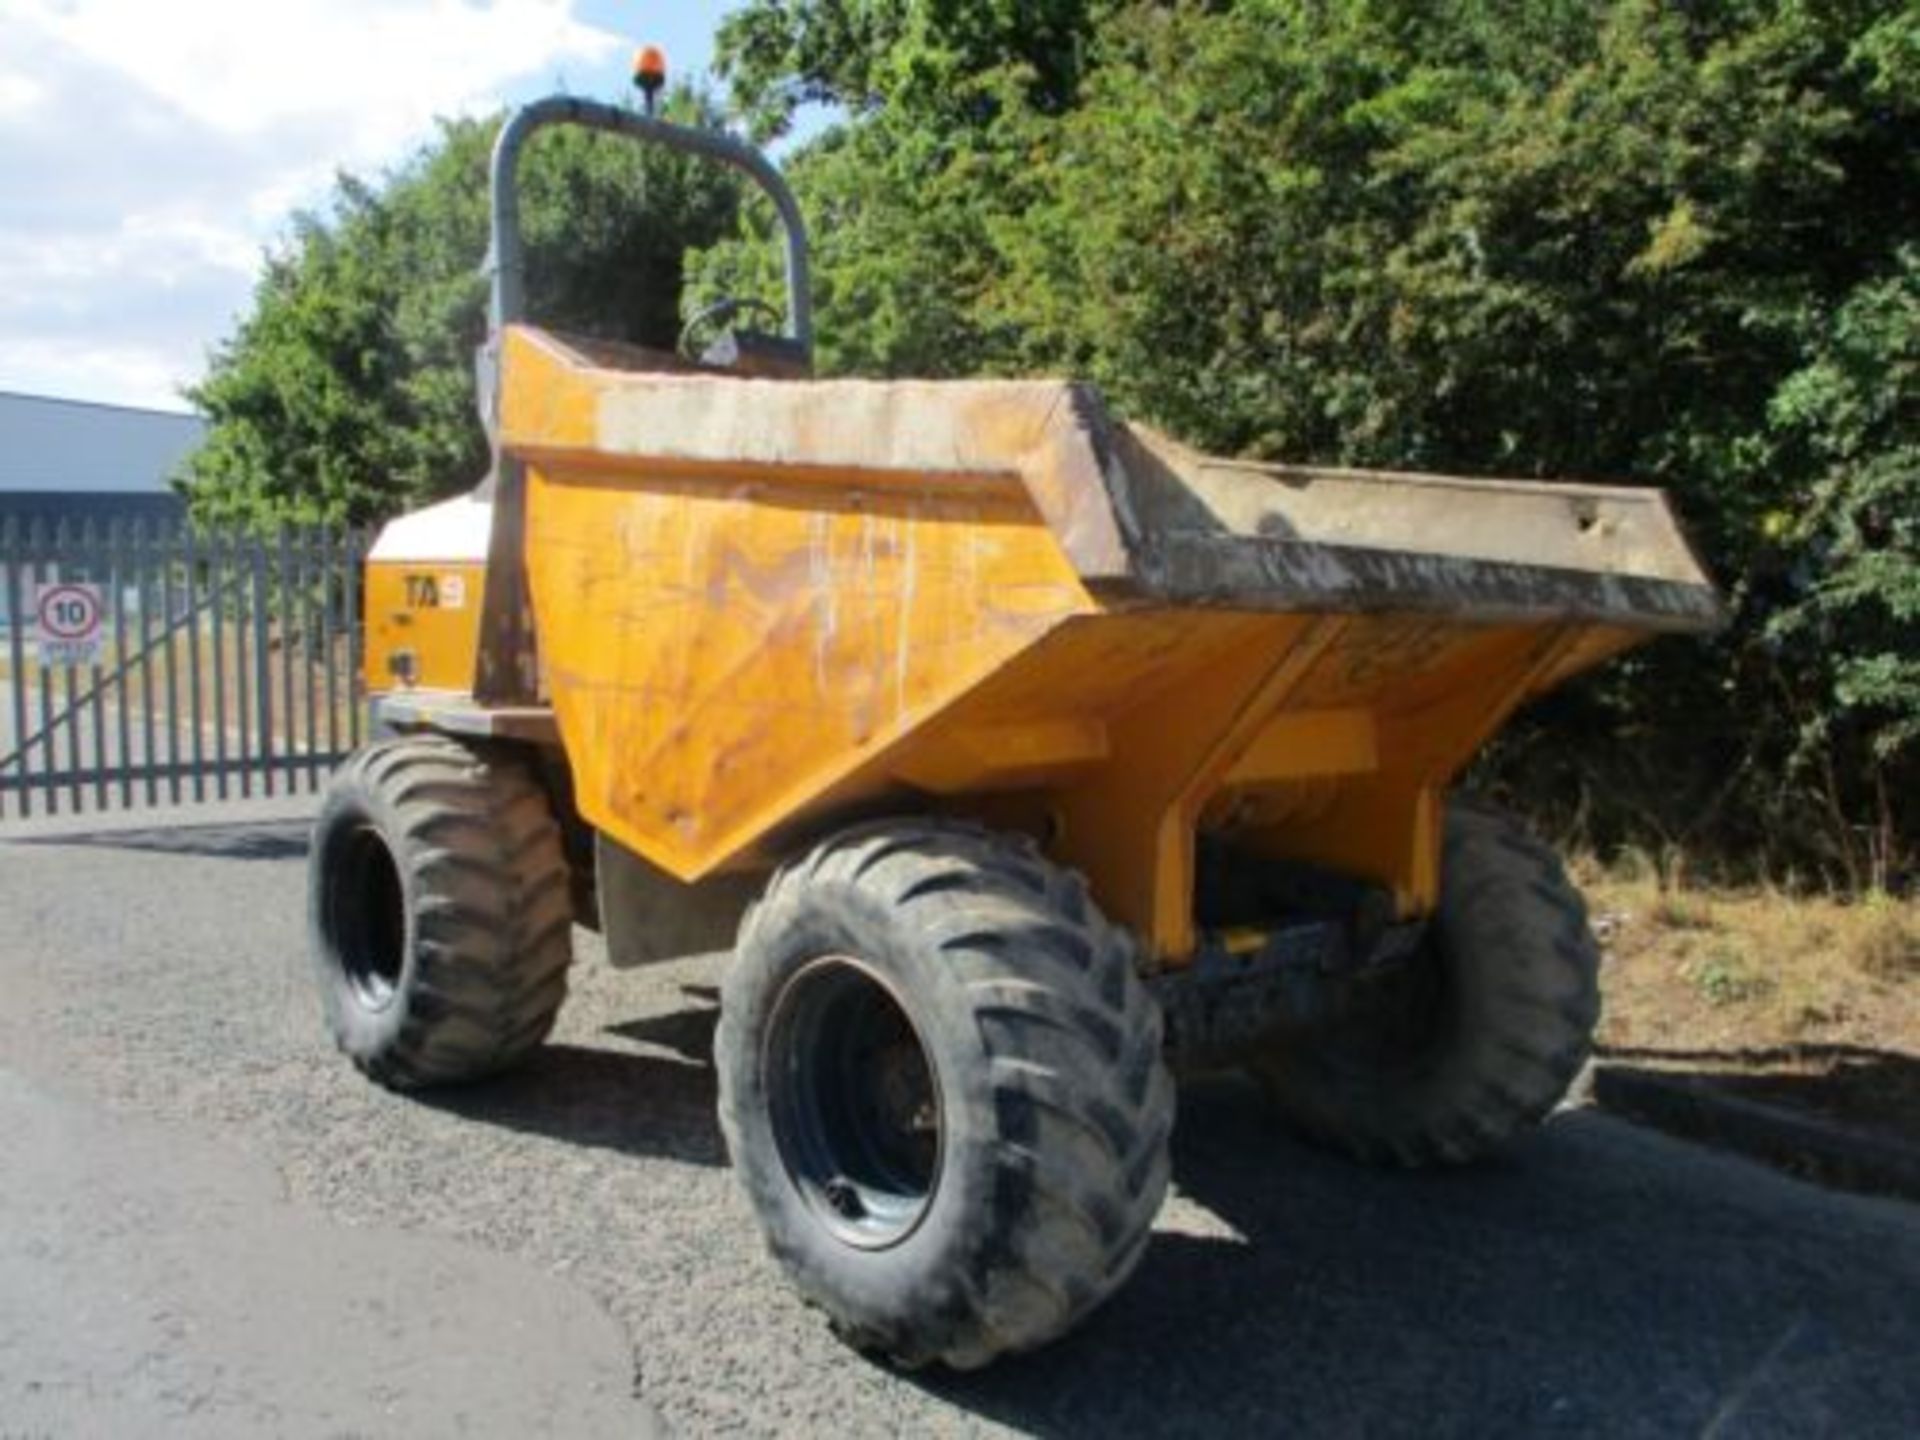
480 94 814 422
471 95 812 705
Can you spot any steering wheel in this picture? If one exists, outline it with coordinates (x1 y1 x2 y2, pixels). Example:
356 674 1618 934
678 296 788 361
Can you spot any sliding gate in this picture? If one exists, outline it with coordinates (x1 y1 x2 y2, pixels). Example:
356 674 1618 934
0 517 367 820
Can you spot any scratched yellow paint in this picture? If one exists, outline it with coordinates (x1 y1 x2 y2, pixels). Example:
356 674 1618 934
490 325 1654 961
525 464 1094 880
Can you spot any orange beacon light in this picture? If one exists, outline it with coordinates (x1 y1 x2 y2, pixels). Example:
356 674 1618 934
633 45 667 114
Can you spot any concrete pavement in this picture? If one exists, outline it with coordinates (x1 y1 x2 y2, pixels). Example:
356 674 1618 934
0 1069 658 1437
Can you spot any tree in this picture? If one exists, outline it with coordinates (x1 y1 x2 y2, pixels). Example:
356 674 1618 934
708 0 1918 883
183 92 743 529
716 0 1107 140
1759 249 1919 888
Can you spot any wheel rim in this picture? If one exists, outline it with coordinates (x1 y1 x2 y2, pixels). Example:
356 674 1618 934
329 823 406 1010
764 955 943 1250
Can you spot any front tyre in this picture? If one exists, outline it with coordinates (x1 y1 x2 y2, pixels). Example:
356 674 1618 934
308 735 573 1089
717 820 1174 1370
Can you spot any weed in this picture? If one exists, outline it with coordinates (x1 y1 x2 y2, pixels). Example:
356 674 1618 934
1682 946 1775 1007
1652 893 1717 931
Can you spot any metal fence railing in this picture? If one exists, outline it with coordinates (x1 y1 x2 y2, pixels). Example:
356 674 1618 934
0 516 367 820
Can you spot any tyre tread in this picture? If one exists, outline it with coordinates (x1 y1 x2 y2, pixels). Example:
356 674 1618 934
1260 797 1599 1166
311 735 573 1089
719 817 1173 1369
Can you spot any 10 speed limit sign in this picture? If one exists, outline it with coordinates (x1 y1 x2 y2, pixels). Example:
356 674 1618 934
35 582 106 667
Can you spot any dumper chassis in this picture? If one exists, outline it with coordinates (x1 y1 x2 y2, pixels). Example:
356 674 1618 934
305 80 1720 1368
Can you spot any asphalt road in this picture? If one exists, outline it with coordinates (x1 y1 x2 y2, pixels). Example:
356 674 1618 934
2 804 1918 1437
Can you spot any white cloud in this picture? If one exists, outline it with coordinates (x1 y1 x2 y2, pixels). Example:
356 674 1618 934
0 1 624 408
0 70 43 118
15 0 614 152
0 339 187 411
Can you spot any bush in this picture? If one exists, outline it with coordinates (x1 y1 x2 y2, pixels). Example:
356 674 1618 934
709 0 1918 888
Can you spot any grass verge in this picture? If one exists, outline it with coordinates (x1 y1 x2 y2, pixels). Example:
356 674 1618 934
1579 859 1918 1151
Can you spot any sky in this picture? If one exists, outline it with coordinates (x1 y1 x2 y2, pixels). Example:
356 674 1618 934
0 1 757 412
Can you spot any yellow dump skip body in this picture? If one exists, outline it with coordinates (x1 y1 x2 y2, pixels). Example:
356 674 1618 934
387 325 1720 962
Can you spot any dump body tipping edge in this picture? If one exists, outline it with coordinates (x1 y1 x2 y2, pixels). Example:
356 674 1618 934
498 326 1721 632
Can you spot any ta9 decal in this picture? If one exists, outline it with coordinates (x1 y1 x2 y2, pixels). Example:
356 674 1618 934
403 573 468 610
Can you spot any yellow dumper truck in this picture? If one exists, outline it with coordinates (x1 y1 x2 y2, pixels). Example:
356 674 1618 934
307 83 1721 1369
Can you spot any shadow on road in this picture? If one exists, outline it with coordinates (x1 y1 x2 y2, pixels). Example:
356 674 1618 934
919 1076 1920 1437
10 819 311 862
405 995 1920 1436
1599 1042 1920 1146
419 989 727 1168
604 986 722 1065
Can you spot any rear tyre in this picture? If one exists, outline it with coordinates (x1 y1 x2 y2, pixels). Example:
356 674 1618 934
308 735 573 1089
1254 798 1599 1166
717 820 1174 1370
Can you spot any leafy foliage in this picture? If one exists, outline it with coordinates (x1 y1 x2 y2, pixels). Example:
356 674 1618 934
707 0 1917 884
182 93 741 528
716 0 1105 140
183 5 1914 886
